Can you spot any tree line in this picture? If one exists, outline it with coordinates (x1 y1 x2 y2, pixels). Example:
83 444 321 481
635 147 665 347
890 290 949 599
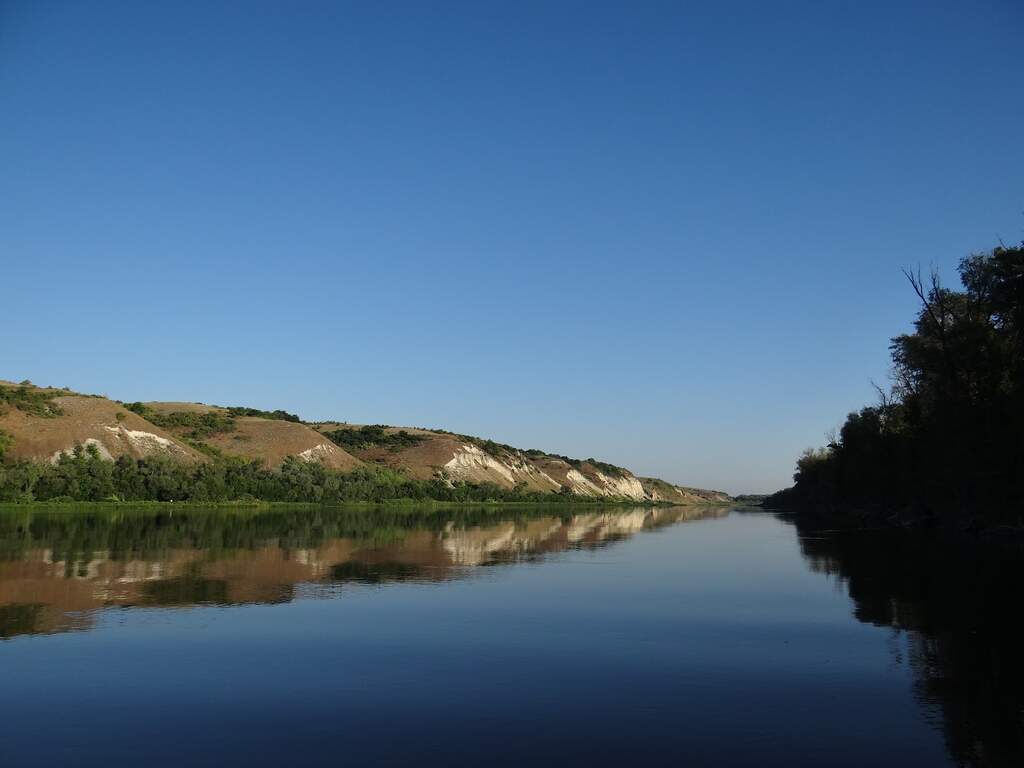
0 443 602 504
768 243 1023 527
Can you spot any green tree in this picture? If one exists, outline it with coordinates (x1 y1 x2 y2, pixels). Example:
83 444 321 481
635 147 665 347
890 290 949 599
771 242 1024 526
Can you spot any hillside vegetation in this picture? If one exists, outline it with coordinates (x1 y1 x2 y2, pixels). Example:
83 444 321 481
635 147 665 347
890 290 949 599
0 382 728 505
767 243 1023 529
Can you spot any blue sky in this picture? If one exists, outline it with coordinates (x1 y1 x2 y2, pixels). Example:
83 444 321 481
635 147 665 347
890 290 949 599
2 1 1021 493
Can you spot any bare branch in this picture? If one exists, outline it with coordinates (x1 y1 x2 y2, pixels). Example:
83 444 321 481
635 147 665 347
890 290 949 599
902 265 943 332
903 263 960 399
870 379 890 408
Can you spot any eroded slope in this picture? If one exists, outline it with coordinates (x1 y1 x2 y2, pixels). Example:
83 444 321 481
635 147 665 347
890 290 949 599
0 384 201 463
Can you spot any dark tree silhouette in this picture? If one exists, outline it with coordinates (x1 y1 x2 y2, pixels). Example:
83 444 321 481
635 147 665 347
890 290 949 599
768 242 1024 528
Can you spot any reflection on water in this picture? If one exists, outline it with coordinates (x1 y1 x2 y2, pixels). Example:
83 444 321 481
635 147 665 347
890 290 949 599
788 514 1024 768
0 504 722 639
1 504 1021 767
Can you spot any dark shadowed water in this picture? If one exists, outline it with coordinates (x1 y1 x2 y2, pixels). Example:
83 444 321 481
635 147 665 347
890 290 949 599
0 505 1020 767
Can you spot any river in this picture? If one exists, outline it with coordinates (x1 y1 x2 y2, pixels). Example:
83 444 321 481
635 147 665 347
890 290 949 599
0 504 1019 766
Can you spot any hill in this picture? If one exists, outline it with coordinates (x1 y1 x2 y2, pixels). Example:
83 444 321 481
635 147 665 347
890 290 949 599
310 423 661 500
0 381 203 464
0 379 730 504
140 402 361 471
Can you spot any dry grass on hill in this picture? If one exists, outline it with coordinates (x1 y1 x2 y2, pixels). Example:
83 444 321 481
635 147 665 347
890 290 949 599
145 404 362 470
0 392 203 463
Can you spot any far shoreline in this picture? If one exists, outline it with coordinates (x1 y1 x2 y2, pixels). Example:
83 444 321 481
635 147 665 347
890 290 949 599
0 498 736 513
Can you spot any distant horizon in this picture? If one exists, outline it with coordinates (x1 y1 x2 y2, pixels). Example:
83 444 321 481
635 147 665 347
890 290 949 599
3 1 1022 494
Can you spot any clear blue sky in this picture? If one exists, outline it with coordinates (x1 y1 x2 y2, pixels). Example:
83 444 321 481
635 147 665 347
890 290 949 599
2 1 1021 493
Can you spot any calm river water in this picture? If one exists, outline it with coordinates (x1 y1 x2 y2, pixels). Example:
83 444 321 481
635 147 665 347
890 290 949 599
0 505 1019 766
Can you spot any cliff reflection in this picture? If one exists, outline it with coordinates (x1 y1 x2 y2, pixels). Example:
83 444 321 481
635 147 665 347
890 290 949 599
790 516 1024 768
0 505 725 639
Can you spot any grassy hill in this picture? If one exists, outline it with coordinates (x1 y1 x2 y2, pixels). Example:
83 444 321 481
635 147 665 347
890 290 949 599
0 381 203 464
0 379 731 504
137 402 362 471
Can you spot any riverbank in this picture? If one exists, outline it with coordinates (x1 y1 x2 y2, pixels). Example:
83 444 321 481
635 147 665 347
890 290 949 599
0 497 732 514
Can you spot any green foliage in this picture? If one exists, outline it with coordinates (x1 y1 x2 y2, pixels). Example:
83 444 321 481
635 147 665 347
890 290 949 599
183 440 227 458
0 430 12 460
528 450 582 468
122 402 301 439
31 443 117 502
0 384 64 418
224 406 300 422
152 411 237 438
123 403 237 438
124 402 300 424
0 449 602 505
474 438 511 458
771 244 1024 526
428 429 517 459
586 458 627 477
323 425 426 452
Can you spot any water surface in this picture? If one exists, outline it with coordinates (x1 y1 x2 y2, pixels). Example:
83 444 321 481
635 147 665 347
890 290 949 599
0 505 1019 766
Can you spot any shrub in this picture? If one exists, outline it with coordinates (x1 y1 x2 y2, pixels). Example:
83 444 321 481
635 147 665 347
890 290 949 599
123 403 237 438
323 426 426 452
224 406 300 422
0 450 606 505
0 384 64 418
